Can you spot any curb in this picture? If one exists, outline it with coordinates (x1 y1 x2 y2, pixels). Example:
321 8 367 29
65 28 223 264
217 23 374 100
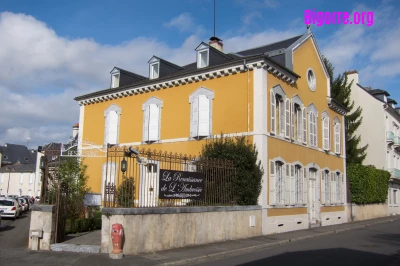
157 217 400 266
50 243 100 253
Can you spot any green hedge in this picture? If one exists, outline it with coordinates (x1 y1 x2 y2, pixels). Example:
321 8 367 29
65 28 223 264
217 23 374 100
65 217 101 234
347 164 390 204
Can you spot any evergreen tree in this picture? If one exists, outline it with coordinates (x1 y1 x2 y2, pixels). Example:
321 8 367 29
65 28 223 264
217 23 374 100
323 57 368 164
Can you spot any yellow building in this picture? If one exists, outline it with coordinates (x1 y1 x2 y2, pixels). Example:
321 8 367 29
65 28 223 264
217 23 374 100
74 29 348 234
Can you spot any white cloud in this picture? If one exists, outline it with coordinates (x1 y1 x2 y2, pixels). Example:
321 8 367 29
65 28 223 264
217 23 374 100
163 13 195 32
241 11 263 25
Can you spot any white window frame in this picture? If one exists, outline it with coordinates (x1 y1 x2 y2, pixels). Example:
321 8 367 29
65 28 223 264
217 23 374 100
150 62 160 79
111 73 120 88
189 87 214 138
101 162 117 202
334 117 341 154
322 112 330 151
270 85 286 136
309 112 317 147
291 95 304 143
104 104 122 146
197 49 209 68
142 97 163 143
20 173 24 184
294 164 303 205
29 173 34 184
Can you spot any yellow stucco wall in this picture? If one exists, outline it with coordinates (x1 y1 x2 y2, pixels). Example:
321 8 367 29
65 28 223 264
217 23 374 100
82 71 254 193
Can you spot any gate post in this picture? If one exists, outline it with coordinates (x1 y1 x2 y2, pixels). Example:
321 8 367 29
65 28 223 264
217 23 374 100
29 204 57 250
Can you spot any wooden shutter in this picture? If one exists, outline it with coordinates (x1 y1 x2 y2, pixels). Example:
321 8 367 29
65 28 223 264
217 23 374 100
302 107 307 144
321 171 325 205
148 104 159 141
334 123 341 154
291 102 295 140
198 95 210 136
285 164 290 205
270 91 276 134
285 99 291 139
143 106 150 142
191 96 199 138
323 117 330 150
108 111 118 145
303 168 308 205
269 160 276 205
290 164 295 205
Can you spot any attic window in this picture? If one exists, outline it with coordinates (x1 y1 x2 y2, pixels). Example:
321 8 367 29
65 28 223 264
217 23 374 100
3 155 8 160
24 157 29 161
112 74 120 88
197 50 209 68
150 63 159 79
307 68 316 92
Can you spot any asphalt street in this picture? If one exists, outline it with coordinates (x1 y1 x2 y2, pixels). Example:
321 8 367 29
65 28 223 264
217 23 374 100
196 219 400 266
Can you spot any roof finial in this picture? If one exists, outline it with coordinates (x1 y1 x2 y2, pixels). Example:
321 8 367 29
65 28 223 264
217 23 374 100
307 24 311 33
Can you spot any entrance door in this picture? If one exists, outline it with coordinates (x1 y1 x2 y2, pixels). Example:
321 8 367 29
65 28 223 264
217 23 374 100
139 162 159 207
309 178 316 223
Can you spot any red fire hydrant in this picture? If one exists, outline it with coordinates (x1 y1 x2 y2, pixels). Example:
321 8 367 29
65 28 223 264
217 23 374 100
111 223 123 254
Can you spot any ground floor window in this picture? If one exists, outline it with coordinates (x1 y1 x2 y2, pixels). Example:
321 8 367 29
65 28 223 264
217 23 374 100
295 165 303 204
394 190 398 204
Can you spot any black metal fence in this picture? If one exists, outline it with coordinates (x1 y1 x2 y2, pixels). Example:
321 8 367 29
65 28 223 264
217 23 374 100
104 145 237 208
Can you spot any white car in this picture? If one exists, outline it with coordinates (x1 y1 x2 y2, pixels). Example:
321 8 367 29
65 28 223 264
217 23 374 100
18 198 28 213
0 198 21 220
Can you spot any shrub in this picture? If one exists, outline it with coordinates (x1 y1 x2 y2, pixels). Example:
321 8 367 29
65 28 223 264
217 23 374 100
347 164 390 204
116 177 135 207
199 135 264 205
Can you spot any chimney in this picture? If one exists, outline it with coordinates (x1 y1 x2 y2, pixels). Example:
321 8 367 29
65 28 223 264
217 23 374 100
345 70 358 85
209 36 223 52
72 123 79 139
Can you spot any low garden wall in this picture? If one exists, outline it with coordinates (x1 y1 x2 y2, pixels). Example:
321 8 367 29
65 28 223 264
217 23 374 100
101 205 262 255
29 204 56 250
349 203 388 221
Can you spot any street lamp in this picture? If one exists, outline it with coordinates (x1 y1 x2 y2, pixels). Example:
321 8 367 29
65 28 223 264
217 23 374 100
121 158 127 174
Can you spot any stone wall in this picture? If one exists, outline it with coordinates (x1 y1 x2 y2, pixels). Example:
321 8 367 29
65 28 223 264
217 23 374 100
28 204 56 250
348 203 388 221
101 206 262 255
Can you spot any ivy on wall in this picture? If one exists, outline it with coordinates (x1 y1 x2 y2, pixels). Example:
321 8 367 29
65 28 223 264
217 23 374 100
347 164 390 204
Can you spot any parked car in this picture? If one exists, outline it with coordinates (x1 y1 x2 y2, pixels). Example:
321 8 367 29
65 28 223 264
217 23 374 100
35 196 40 203
0 210 3 226
20 197 30 211
18 198 28 213
0 198 21 220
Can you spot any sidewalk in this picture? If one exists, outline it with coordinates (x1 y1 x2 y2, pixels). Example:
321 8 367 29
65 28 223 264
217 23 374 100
145 215 400 266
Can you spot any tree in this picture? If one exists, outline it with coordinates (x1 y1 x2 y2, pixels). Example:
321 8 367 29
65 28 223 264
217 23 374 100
116 177 135 207
200 135 264 205
323 57 368 164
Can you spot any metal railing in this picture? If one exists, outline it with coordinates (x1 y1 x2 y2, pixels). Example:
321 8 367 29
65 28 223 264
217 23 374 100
386 131 394 142
389 168 400 179
103 145 237 208
394 136 400 146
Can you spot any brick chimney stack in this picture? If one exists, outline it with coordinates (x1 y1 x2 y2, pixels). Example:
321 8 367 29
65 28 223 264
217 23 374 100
209 36 223 52
72 123 79 139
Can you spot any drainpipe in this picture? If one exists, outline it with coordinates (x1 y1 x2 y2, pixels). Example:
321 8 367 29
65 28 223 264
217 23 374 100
244 59 250 134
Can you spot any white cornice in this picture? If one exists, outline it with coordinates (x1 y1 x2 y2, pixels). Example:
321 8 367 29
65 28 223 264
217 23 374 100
78 61 297 106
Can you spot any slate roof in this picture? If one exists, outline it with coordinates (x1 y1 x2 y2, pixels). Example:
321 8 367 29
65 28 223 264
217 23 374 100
75 34 305 101
0 144 37 166
0 163 36 173
369 89 390 96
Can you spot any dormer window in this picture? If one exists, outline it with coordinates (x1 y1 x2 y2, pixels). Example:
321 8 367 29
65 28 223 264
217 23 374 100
112 73 120 88
150 62 159 79
198 50 209 68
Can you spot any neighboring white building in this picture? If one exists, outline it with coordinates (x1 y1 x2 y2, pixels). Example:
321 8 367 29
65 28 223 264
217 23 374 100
0 163 41 197
347 71 400 215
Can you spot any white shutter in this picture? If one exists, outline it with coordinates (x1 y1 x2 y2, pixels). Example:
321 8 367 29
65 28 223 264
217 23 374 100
148 104 159 141
280 100 285 136
290 164 295 205
303 168 308 205
336 173 340 204
29 173 33 184
302 107 307 144
284 164 290 205
323 117 330 150
20 173 24 184
341 174 345 204
1 173 3 183
334 123 341 154
285 99 291 139
313 114 317 147
191 96 199 138
143 106 149 142
291 102 295 140
270 91 276 134
108 111 118 145
198 95 210 136
329 172 334 204
269 160 276 205
321 171 325 205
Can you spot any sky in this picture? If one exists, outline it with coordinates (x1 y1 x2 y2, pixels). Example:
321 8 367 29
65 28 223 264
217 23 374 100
0 0 399 149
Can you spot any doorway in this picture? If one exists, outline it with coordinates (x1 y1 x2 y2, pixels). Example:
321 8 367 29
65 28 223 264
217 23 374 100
308 168 320 226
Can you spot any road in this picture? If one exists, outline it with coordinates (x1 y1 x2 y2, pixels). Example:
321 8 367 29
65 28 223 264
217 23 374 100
196 219 400 266
0 210 31 249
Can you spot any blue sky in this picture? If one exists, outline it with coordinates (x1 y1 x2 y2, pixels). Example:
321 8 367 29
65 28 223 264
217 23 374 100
0 0 399 148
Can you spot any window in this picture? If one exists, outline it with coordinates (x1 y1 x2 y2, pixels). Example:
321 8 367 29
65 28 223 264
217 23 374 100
189 87 214 138
150 63 159 79
294 165 304 205
29 173 34 184
321 170 330 205
322 114 330 151
276 161 284 205
20 173 24 184
309 111 317 147
102 162 117 201
28 190 32 196
330 172 337 204
394 190 398 204
0 174 3 184
334 118 341 154
270 88 288 137
198 50 209 68
292 103 302 142
104 105 121 146
142 97 163 142
307 68 316 91
336 172 343 204
111 74 120 88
